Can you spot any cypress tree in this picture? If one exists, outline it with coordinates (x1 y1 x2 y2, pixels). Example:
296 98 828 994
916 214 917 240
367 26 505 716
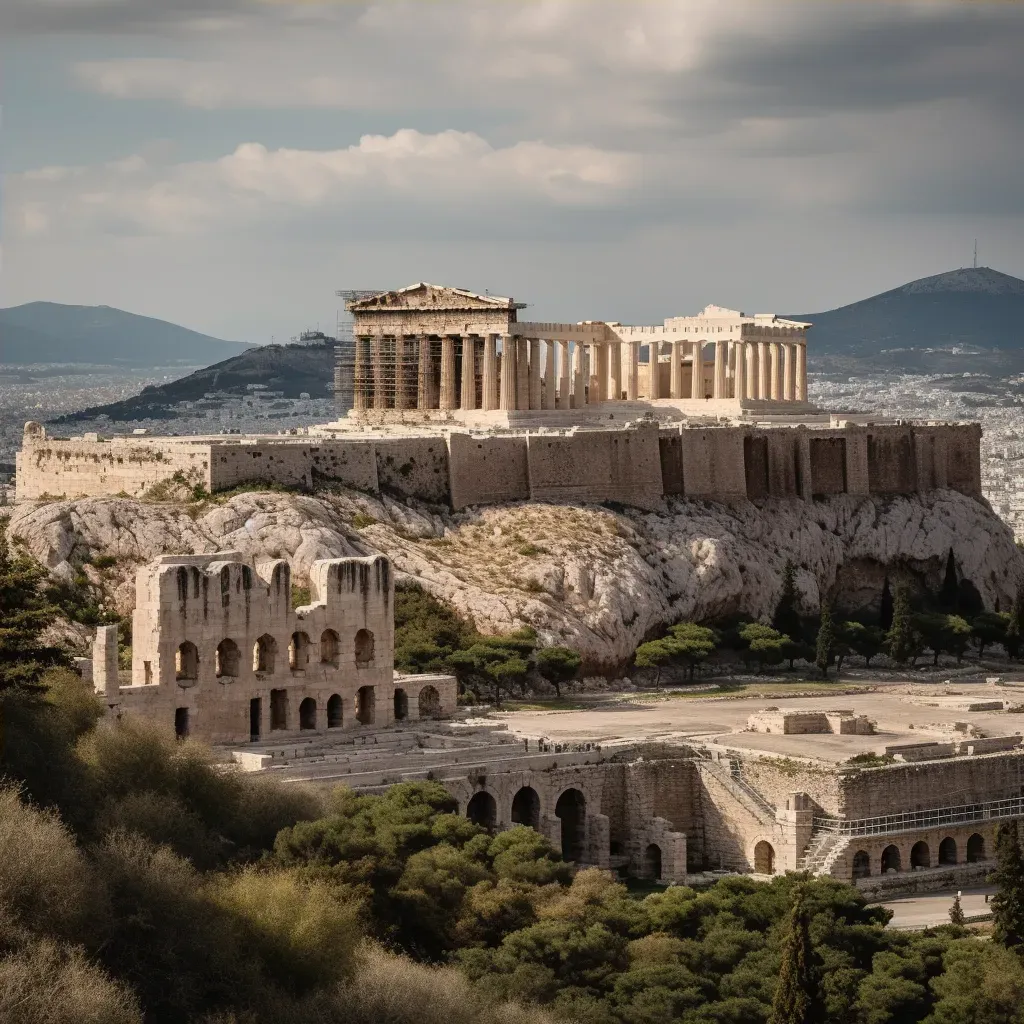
885 581 916 666
769 885 820 1024
815 601 834 679
774 561 802 642
992 819 1024 952
949 892 966 927
879 577 894 631
940 548 959 611
1007 584 1024 661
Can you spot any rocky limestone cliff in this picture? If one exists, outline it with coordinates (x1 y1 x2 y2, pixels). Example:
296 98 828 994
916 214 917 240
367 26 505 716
7 488 1022 670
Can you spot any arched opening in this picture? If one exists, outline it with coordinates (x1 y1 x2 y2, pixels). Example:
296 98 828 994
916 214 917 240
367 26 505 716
939 837 958 865
753 840 775 874
644 843 662 881
393 689 408 721
270 688 288 731
511 786 541 829
215 639 240 678
354 629 374 666
320 629 339 667
356 685 375 725
881 845 902 873
555 788 587 863
174 707 189 739
175 641 198 682
220 566 231 608
466 791 497 831
249 697 261 741
253 634 277 675
852 850 871 879
327 694 343 729
967 833 986 862
418 685 441 719
289 631 311 672
910 841 930 869
299 697 317 731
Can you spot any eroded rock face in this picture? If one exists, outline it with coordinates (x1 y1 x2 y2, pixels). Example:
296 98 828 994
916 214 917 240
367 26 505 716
7 489 1022 670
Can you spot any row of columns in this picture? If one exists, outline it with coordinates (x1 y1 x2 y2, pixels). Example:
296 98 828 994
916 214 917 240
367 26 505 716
353 335 807 412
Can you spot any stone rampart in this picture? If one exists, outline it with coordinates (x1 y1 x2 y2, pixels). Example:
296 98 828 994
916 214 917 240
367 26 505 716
448 433 530 509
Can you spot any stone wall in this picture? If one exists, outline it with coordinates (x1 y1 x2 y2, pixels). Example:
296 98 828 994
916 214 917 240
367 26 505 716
448 433 530 509
375 438 450 503
678 427 747 499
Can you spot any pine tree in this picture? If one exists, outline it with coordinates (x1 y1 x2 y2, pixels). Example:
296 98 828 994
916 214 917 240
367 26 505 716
815 601 834 679
992 820 1024 952
879 577 894 632
949 892 966 926
885 581 917 666
769 885 820 1024
774 561 802 642
940 548 959 611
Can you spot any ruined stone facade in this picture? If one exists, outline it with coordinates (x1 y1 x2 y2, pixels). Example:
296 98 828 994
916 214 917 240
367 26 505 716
93 551 456 745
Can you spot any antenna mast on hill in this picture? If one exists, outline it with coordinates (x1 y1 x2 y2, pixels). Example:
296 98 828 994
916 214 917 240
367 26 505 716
333 289 384 414
973 240 978 269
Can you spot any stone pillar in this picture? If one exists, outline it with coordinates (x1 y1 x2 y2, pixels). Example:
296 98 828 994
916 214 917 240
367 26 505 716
670 340 683 399
795 343 807 402
713 340 726 399
93 623 119 700
460 336 476 410
544 340 557 410
758 340 771 400
691 341 703 398
610 341 622 400
440 337 457 411
769 342 782 401
482 335 498 411
747 341 759 399
733 341 746 403
783 343 795 402
528 338 542 410
626 341 640 401
402 336 419 409
570 343 584 408
372 337 386 410
776 793 816 873
353 336 368 411
648 341 661 399
596 344 609 402
516 337 530 411
558 340 571 410
417 336 431 409
499 336 516 411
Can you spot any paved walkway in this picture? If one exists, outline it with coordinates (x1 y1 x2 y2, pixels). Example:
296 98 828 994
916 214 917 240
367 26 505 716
879 886 996 929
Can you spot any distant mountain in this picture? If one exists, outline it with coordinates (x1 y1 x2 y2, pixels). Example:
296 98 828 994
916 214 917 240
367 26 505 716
791 267 1024 374
0 302 252 367
54 340 336 423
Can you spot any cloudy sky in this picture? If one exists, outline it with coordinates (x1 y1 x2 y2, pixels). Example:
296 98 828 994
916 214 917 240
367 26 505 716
2 0 1022 343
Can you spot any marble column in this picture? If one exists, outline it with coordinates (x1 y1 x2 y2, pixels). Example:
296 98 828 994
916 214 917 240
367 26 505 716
416 336 431 409
544 340 557 410
440 337 457 410
649 341 661 399
460 336 476 410
596 344 609 402
747 341 759 400
796 343 807 402
610 341 622 401
354 336 368 411
670 340 683 399
373 337 386 410
529 338 542 409
558 340 571 410
499 336 516 411
482 335 498 411
713 340 726 399
783 343 795 402
626 341 640 401
733 341 746 403
769 342 782 401
758 341 771 400
691 341 703 399
516 336 530 411
571 342 585 407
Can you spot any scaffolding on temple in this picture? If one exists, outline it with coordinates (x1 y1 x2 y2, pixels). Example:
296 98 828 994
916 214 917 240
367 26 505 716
333 290 383 414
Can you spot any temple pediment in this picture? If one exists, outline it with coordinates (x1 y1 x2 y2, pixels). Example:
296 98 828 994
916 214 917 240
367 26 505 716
348 283 525 312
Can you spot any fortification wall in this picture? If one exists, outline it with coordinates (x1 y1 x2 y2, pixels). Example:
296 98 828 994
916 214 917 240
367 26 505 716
375 438 450 503
740 758 844 816
678 427 747 499
209 444 315 491
448 433 530 509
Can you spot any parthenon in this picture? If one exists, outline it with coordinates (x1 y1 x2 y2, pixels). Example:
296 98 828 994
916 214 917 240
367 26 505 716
340 284 813 425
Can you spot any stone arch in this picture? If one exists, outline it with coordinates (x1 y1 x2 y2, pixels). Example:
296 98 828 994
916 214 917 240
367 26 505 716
253 634 277 675
393 688 409 721
852 850 871 879
289 631 311 672
418 684 441 719
467 791 497 831
910 841 930 869
753 840 775 874
176 566 189 601
881 845 901 873
215 639 240 678
354 628 374 666
220 566 231 608
939 837 957 865
327 694 343 729
511 786 541 829
320 629 340 667
270 688 288 731
967 833 986 862
299 697 317 730
644 843 662 881
555 788 587 863
356 685 375 725
175 641 198 682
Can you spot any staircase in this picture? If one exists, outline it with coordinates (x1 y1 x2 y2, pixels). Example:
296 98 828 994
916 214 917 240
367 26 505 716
799 829 849 876
699 760 776 825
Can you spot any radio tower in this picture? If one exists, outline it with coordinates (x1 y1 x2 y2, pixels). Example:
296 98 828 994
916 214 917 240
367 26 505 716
973 240 978 269
333 289 382 414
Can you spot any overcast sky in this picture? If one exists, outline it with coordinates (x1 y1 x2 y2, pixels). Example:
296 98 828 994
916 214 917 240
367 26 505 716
2 0 1022 343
